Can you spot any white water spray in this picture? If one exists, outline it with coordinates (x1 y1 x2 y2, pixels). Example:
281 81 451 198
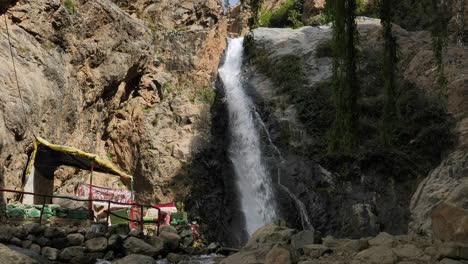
219 38 278 236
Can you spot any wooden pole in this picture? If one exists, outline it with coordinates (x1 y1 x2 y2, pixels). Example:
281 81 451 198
88 161 94 221
105 200 111 232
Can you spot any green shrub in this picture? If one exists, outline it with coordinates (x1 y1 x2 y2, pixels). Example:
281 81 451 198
260 0 304 28
195 86 215 105
62 0 77 13
258 10 273 27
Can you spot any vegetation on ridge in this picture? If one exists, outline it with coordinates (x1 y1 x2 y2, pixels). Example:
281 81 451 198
325 0 360 153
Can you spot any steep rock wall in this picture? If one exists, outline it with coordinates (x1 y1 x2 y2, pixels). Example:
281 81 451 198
0 0 228 205
242 19 466 238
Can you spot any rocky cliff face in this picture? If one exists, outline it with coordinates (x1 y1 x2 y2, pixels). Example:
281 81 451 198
0 0 227 205
240 17 467 239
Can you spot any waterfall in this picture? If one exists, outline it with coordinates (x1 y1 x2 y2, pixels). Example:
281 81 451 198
219 38 278 236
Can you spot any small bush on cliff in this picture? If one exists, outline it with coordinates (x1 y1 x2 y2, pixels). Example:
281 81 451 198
195 87 216 105
61 0 77 13
259 0 304 28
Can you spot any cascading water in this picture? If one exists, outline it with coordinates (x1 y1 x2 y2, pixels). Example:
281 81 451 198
219 37 278 236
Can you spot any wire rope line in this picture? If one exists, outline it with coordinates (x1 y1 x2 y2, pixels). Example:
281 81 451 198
3 14 30 135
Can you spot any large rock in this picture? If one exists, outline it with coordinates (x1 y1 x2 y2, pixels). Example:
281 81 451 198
439 242 468 260
219 248 271 264
41 246 59 260
368 232 397 248
0 225 13 242
0 243 41 264
159 231 181 251
291 230 317 251
353 245 398 264
123 237 160 257
432 203 468 243
58 246 85 261
265 247 292 264
302 244 330 258
67 233 84 246
410 150 468 235
392 243 424 259
44 227 66 238
85 237 108 252
245 220 297 250
113 254 157 264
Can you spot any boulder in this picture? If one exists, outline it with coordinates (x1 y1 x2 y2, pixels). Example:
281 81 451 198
0 243 41 264
22 240 32 249
30 244 41 254
432 203 468 244
353 246 398 264
0 225 13 242
23 224 44 235
265 247 292 264
58 246 85 261
220 248 271 264
440 258 466 264
392 243 424 259
159 231 181 250
41 246 59 260
113 254 158 264
302 244 330 258
51 237 68 249
340 239 369 252
439 242 468 260
245 220 296 250
368 232 397 248
13 227 28 239
291 231 317 251
10 237 22 247
108 234 122 250
67 233 84 246
410 150 468 235
36 237 50 247
103 250 114 260
150 235 167 253
85 237 108 252
44 227 66 238
124 237 160 257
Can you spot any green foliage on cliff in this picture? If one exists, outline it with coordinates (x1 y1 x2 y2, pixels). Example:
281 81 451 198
258 0 304 28
61 0 77 13
325 0 360 154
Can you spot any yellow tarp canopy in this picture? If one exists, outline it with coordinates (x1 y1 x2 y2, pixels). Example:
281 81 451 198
25 136 133 183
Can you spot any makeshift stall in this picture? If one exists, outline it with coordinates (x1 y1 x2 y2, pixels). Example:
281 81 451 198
21 136 134 221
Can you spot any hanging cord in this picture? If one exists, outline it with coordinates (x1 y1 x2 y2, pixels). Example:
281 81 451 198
3 14 30 135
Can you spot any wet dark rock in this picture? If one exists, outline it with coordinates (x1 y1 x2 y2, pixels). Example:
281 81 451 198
67 233 84 246
58 246 85 261
85 237 108 252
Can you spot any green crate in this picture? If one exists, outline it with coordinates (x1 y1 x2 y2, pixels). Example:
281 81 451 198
68 209 88 219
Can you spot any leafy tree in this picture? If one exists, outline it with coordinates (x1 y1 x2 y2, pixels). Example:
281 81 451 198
242 0 264 29
425 0 452 103
326 0 360 153
379 0 399 145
